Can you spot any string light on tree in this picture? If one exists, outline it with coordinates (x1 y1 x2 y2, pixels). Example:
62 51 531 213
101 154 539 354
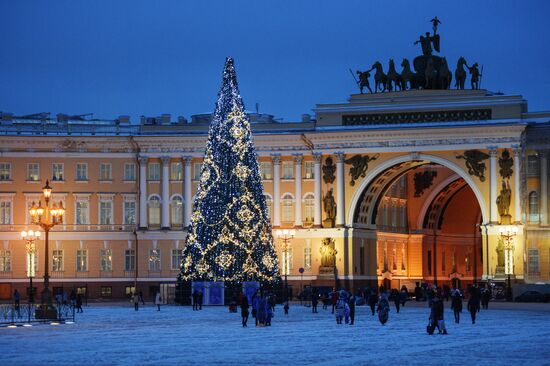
180 57 279 283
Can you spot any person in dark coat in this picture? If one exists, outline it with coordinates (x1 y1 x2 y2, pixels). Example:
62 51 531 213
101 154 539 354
348 294 356 325
311 290 318 313
467 288 480 324
451 288 463 323
240 292 249 327
481 286 491 310
368 290 378 316
192 290 199 311
430 290 447 334
198 291 203 310
76 293 83 313
330 289 338 314
391 289 401 313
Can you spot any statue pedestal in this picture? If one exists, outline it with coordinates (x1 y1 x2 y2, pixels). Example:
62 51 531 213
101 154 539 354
322 218 335 228
500 215 512 225
318 266 335 279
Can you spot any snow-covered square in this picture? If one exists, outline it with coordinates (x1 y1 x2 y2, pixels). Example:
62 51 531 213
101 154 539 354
1 301 550 366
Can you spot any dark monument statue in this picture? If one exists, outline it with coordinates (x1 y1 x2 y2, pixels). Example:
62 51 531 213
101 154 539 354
414 170 438 197
323 189 337 228
455 150 490 181
497 180 512 224
322 157 336 184
499 149 514 179
344 154 379 186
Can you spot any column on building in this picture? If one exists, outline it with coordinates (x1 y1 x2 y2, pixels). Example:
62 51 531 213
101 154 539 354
161 156 171 229
540 150 548 226
336 152 345 227
512 147 522 223
139 156 148 229
294 154 303 227
489 148 498 223
313 152 322 227
272 155 281 227
183 156 193 228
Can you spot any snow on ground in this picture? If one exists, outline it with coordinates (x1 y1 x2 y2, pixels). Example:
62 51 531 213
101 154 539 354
1 301 550 366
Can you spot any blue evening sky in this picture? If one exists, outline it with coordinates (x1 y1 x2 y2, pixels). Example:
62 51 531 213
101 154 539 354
1 0 549 122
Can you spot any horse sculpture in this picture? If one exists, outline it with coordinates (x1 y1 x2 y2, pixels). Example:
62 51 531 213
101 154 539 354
438 57 452 89
424 58 438 89
386 59 402 92
454 56 467 90
371 61 387 93
401 58 417 90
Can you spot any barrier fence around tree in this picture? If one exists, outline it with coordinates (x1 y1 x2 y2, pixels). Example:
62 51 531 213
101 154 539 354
0 302 75 326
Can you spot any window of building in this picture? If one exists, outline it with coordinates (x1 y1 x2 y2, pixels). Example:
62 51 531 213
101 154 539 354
171 162 183 180
304 161 315 179
100 163 112 180
75 200 89 225
193 163 202 181
52 163 64 181
392 248 397 271
0 201 11 224
125 249 135 271
282 194 294 222
171 196 183 226
100 249 112 271
303 193 315 224
401 246 406 271
76 163 88 181
527 155 539 176
100 286 112 298
148 196 161 226
282 161 293 179
528 248 540 275
52 250 63 272
304 244 312 269
124 163 136 181
281 247 293 274
27 163 40 181
0 250 11 272
171 249 183 270
123 201 136 225
149 249 161 271
260 162 272 180
529 191 539 223
125 286 135 297
76 249 88 272
264 195 272 219
148 162 160 181
99 200 113 225
0 163 11 180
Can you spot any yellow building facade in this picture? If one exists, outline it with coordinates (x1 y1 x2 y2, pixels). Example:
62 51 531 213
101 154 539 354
0 89 548 300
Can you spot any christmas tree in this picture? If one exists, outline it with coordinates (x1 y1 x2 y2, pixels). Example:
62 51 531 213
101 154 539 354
180 57 279 283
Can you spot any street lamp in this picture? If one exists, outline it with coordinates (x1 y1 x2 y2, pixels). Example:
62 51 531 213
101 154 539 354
499 226 518 302
20 230 40 303
28 180 65 317
276 229 295 302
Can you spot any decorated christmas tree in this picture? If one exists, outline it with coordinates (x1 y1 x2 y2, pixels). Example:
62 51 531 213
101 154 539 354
180 58 279 283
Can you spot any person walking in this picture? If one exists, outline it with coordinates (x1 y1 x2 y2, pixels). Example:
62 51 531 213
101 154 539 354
392 289 401 313
430 290 447 334
155 291 162 311
192 290 198 311
330 289 338 314
76 293 83 313
451 287 463 323
13 289 21 316
311 290 318 313
481 286 491 310
467 289 480 324
138 290 145 305
133 292 139 311
348 293 356 325
240 292 249 327
198 291 203 310
368 289 378 316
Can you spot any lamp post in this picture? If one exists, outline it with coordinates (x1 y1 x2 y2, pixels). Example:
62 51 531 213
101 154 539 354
20 230 40 303
498 226 518 302
28 180 64 316
276 229 295 302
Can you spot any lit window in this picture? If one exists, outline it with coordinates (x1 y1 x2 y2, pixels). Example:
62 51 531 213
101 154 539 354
304 161 315 179
124 201 136 225
0 250 11 272
100 249 112 271
529 191 539 223
260 162 272 180
303 193 315 223
149 249 161 271
27 163 40 181
0 201 11 224
100 287 112 297
171 162 183 180
171 249 183 270
171 196 183 226
528 249 540 275
52 250 63 272
148 196 161 226
76 249 88 272
304 244 311 269
52 163 64 181
282 194 294 222
75 200 89 225
0 163 11 181
193 163 202 181
99 201 113 225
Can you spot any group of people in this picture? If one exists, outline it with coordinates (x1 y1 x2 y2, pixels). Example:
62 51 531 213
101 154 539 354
238 290 278 327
